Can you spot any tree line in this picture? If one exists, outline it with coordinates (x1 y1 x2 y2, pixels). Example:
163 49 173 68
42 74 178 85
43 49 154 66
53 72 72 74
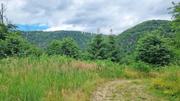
0 2 179 66
45 34 121 62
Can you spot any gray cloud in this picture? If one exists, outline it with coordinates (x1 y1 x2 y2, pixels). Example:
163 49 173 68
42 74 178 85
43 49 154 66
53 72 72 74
1 0 179 34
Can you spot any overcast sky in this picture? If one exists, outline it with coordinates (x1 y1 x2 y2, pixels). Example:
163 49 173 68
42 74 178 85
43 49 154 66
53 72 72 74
1 0 179 34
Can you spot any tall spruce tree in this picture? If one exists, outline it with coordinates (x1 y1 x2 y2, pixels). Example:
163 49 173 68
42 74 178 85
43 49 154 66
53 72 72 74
107 35 121 62
88 34 107 60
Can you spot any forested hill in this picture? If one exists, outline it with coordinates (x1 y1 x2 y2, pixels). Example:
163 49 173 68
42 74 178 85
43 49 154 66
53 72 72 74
22 31 95 49
117 20 173 54
22 20 173 52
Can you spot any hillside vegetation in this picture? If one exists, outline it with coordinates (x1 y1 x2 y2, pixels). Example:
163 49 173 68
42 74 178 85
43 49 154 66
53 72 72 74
22 20 173 56
22 31 95 49
117 20 173 55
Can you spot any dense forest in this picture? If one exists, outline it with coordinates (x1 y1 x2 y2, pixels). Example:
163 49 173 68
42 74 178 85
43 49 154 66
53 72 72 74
22 20 172 51
22 31 95 49
117 20 173 55
21 20 174 58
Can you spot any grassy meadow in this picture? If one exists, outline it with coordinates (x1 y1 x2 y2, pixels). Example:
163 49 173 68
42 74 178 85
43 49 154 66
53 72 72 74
0 55 179 101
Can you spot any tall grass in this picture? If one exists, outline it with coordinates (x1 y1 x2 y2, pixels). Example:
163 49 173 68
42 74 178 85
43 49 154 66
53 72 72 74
0 55 124 101
151 66 180 101
0 55 179 101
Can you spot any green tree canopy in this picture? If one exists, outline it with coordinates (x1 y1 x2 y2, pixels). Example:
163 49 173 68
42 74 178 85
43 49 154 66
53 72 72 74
172 2 180 33
47 38 80 58
0 24 41 58
107 35 121 62
136 33 173 66
0 23 9 40
59 38 80 58
47 40 62 55
88 34 108 60
171 2 180 63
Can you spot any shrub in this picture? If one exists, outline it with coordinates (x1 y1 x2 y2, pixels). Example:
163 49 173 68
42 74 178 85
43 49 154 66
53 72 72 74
47 38 80 58
79 51 91 60
136 33 173 66
132 61 151 73
60 38 80 58
46 40 62 55
0 24 37 58
0 24 9 40
26 45 43 57
0 33 34 58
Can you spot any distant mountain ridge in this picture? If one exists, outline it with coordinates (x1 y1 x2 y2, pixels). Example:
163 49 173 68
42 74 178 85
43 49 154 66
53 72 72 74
117 20 173 54
22 20 173 53
22 31 95 49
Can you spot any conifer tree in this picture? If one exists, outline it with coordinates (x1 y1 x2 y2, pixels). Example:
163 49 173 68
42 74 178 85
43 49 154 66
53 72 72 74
88 34 107 60
137 33 172 66
107 35 121 62
47 38 80 58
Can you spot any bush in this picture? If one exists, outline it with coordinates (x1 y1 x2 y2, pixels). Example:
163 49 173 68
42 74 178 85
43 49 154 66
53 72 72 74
79 51 91 60
0 24 9 40
60 38 80 58
46 40 62 55
0 24 38 58
132 61 151 73
136 33 173 66
0 39 8 58
47 38 80 58
26 45 43 57
0 32 35 58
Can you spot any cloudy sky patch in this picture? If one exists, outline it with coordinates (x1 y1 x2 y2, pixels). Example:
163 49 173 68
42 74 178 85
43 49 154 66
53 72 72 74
1 0 179 34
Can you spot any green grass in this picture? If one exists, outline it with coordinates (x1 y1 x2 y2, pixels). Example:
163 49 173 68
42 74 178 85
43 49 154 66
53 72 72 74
150 66 180 101
0 55 179 101
0 55 123 101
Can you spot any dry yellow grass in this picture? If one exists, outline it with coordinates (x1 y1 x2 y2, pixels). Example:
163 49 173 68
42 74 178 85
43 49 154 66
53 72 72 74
70 61 97 70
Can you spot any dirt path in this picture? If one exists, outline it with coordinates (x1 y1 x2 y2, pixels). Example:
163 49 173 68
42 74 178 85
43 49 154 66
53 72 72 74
91 80 165 101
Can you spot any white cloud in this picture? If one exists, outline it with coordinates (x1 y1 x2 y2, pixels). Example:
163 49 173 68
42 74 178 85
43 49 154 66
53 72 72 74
44 24 85 31
1 0 179 34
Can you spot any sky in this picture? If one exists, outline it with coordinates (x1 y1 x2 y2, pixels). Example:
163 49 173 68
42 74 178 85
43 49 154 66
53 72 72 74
0 0 180 34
